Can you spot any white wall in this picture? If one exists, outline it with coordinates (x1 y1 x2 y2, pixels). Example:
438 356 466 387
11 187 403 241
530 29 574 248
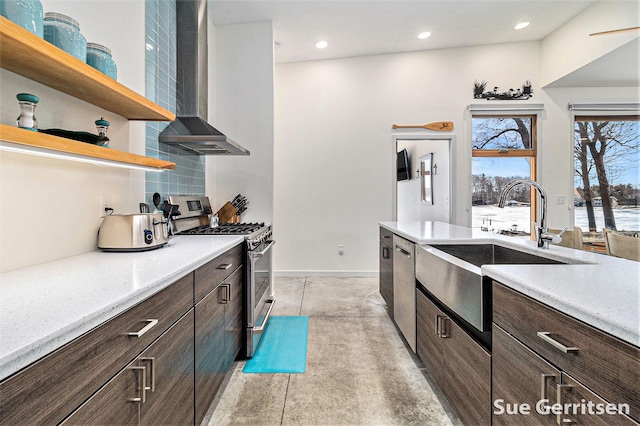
274 40 637 275
274 42 546 275
540 1 639 87
207 22 274 225
0 1 146 272
396 139 451 223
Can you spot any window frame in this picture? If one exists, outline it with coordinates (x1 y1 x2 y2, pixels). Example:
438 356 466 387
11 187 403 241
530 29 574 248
470 110 540 235
571 109 640 241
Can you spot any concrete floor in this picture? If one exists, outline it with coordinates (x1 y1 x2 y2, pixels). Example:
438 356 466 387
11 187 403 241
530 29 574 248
205 276 458 426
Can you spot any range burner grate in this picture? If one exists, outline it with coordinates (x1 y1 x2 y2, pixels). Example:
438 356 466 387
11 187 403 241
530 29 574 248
183 222 266 235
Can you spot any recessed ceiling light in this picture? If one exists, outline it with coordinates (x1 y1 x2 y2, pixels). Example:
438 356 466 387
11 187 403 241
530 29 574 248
316 40 328 49
418 31 431 40
515 22 530 30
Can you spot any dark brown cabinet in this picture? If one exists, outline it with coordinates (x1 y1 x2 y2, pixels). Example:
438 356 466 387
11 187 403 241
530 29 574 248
63 311 195 425
0 272 193 425
492 324 560 425
0 243 245 426
139 311 195 425
493 282 639 425
416 289 491 425
195 261 244 424
379 226 394 318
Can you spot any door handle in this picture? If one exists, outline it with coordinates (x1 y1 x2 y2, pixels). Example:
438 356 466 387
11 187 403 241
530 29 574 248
129 366 146 404
220 283 231 304
139 357 155 392
435 315 449 338
556 384 574 424
395 245 411 259
252 240 275 259
540 373 557 413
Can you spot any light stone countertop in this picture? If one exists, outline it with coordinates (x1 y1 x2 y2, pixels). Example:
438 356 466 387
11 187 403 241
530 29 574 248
0 235 244 381
380 221 640 347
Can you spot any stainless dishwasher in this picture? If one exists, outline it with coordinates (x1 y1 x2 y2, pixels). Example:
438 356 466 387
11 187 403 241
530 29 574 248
392 234 416 352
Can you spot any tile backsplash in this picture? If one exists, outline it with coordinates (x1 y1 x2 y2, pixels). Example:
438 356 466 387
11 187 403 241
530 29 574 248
144 0 205 205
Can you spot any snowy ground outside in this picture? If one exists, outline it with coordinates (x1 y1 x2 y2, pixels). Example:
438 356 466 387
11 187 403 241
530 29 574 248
472 205 640 235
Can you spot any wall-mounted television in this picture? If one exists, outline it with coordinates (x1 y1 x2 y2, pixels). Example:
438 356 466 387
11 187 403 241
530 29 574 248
397 148 410 181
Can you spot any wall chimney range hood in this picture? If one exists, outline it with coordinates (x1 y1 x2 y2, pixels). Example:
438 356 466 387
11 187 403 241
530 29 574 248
159 0 249 156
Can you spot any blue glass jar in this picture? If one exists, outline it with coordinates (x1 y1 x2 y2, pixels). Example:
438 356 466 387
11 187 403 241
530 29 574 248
86 43 117 80
0 0 44 37
43 12 86 61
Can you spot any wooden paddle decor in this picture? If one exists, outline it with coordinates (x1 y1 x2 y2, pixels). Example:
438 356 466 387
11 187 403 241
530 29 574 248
589 26 639 36
392 121 454 131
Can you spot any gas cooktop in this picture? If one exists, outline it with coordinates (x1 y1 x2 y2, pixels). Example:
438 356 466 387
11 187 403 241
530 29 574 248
181 222 266 235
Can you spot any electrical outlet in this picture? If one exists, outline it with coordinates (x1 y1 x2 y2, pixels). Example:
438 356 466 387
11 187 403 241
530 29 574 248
99 195 111 217
338 245 345 256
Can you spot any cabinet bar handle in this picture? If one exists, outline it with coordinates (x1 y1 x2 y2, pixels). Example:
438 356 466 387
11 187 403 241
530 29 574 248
220 283 230 304
395 246 411 258
129 366 146 404
127 319 158 338
556 384 574 424
440 317 449 338
217 263 232 270
537 332 579 353
382 246 390 259
435 315 449 338
540 373 556 411
140 357 155 392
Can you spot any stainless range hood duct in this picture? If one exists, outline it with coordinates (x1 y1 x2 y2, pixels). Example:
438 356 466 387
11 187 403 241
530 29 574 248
159 0 249 156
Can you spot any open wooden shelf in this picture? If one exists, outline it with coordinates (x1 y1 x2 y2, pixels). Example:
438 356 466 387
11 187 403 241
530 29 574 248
0 16 175 121
0 125 175 170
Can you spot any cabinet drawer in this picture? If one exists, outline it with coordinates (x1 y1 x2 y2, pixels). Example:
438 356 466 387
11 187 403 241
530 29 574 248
493 282 640 422
0 273 193 425
194 243 243 303
380 226 393 243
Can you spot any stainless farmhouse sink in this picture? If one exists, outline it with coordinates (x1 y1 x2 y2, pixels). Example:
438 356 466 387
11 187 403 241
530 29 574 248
416 243 578 340
429 243 567 267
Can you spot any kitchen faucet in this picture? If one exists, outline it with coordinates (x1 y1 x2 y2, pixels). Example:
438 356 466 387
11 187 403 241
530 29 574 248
498 178 565 248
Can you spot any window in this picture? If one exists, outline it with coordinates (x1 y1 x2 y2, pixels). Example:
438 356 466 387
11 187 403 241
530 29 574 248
471 115 538 237
573 115 640 243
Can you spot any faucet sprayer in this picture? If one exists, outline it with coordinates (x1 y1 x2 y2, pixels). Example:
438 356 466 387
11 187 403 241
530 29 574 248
498 179 559 249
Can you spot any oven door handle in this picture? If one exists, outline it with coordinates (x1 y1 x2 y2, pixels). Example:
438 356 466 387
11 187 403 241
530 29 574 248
251 240 275 259
253 299 275 332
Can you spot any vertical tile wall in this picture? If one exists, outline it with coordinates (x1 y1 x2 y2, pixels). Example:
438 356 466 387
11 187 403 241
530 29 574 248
144 0 205 205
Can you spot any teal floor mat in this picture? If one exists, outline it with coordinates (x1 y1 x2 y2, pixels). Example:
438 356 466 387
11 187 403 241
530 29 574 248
243 316 308 374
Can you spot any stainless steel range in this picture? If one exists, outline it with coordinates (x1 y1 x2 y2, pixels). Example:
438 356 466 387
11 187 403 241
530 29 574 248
168 196 275 358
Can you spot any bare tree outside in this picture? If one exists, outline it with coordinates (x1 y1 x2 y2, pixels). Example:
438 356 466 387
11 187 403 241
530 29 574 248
574 118 640 234
472 116 536 235
472 117 533 150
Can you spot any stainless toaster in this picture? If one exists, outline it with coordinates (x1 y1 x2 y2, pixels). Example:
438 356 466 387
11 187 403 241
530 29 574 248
98 213 169 251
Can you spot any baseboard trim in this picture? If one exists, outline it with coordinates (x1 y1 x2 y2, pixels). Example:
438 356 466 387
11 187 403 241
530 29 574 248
274 270 378 277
